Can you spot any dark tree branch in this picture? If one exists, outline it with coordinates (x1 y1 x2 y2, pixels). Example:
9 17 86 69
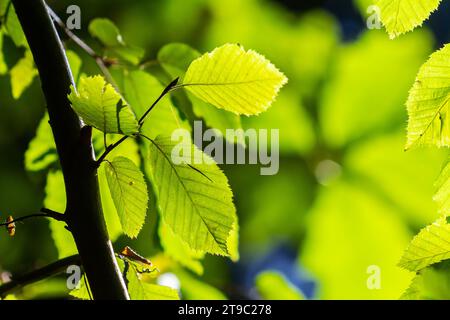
0 255 81 299
12 0 129 299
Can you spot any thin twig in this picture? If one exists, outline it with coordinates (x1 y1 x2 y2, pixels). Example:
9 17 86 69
46 6 118 90
96 135 130 166
138 77 180 126
0 255 81 298
95 78 181 165
0 209 65 227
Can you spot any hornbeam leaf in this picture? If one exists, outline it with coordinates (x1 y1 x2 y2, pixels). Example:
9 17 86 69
121 70 188 139
68 75 139 135
24 113 58 171
0 31 7 75
4 4 27 47
405 44 450 150
157 43 243 144
158 42 201 79
88 18 144 65
69 274 91 300
433 158 450 215
400 264 450 300
376 0 442 39
147 135 237 256
127 267 179 300
10 50 38 99
159 218 205 275
398 217 450 271
104 156 148 238
88 18 124 47
255 270 305 300
183 43 287 115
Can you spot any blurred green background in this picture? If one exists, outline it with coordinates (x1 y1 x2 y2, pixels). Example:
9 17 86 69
1 0 449 299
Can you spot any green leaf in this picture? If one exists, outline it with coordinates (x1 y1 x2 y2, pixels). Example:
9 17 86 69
46 165 124 257
10 50 38 99
68 75 139 135
255 270 305 300
401 264 450 299
88 18 144 65
69 274 91 300
24 113 58 171
398 217 450 272
158 42 201 79
376 0 442 39
0 31 7 75
88 18 124 47
301 181 413 299
147 135 237 256
121 70 189 138
433 158 450 216
104 156 148 238
320 30 432 149
157 43 243 144
4 4 27 47
176 269 227 300
191 93 243 143
127 267 179 300
183 43 287 115
159 218 204 275
405 44 450 150
44 170 77 258
66 50 82 83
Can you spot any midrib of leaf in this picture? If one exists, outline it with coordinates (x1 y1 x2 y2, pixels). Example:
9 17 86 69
392 0 402 33
148 137 229 253
408 96 450 149
182 78 284 86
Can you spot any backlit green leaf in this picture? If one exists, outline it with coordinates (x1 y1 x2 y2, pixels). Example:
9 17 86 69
44 170 77 258
147 135 237 256
376 0 442 39
68 75 139 135
88 18 144 65
24 113 57 171
183 43 287 115
433 158 450 216
255 270 304 300
401 264 450 299
127 267 179 300
4 4 27 47
69 274 91 300
10 50 37 99
66 50 82 83
89 18 124 47
399 217 450 271
0 31 7 75
159 218 204 275
158 42 201 79
104 156 148 238
122 70 188 138
405 44 450 149
176 269 227 300
158 43 243 144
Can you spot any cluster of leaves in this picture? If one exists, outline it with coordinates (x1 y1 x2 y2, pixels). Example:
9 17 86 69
8 9 287 299
377 0 450 299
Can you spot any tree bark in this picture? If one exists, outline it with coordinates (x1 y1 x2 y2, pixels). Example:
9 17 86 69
12 0 129 299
